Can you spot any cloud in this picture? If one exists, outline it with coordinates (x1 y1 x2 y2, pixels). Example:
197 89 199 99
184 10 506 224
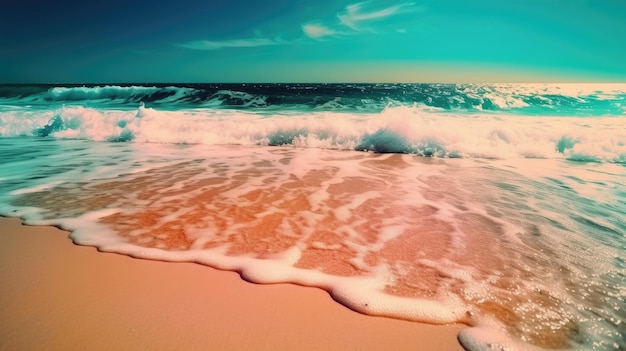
302 23 337 39
179 1 421 50
300 1 419 41
338 2 416 30
178 37 280 50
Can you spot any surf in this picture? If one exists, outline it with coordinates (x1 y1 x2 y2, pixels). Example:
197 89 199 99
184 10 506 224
1 103 624 163
0 82 625 350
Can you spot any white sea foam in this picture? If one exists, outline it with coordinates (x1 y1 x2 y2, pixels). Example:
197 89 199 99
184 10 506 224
1 104 624 163
1 139 624 350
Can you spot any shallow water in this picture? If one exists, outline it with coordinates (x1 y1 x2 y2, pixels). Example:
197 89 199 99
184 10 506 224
1 138 624 350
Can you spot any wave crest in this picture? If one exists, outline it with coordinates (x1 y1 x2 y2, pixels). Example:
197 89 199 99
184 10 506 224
1 104 624 163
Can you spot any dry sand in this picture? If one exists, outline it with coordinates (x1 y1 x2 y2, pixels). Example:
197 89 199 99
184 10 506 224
0 217 464 351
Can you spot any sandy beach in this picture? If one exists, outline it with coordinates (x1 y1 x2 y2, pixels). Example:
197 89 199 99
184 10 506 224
0 217 464 351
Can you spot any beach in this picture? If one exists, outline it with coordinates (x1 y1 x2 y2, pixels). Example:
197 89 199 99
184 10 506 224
0 217 464 351
1 83 625 350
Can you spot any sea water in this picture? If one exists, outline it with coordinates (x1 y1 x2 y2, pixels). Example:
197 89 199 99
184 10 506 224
0 83 624 350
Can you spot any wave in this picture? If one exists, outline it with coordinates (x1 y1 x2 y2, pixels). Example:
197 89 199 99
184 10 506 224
0 85 197 106
1 104 624 163
1 83 625 115
45 85 196 103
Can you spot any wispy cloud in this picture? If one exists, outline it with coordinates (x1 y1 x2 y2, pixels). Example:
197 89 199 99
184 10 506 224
302 23 337 39
301 1 420 40
338 2 416 30
179 1 421 50
178 37 280 50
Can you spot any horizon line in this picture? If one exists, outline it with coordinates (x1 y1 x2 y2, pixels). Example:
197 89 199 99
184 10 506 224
2 81 626 85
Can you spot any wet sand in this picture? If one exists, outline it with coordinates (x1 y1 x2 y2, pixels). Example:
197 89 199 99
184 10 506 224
0 217 464 351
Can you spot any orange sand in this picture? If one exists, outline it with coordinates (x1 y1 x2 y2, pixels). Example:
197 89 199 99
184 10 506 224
0 217 464 351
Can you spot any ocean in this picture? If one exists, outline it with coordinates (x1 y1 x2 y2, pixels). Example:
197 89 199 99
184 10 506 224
0 83 624 350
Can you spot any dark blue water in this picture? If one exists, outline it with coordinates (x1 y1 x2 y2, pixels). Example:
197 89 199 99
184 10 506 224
1 83 625 115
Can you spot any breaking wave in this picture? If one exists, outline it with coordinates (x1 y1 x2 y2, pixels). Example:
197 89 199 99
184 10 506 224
1 104 624 163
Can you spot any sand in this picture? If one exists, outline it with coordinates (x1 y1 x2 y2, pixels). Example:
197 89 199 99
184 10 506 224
0 216 464 351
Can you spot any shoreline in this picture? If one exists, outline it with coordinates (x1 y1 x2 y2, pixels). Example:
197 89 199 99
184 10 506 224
0 216 464 350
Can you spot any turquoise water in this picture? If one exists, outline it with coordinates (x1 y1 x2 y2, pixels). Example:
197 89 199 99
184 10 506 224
0 83 625 350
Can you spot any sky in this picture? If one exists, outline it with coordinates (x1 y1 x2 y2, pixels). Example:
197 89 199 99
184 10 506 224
1 0 625 83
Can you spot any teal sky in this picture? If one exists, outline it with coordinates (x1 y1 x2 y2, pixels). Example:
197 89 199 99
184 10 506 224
1 0 625 83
